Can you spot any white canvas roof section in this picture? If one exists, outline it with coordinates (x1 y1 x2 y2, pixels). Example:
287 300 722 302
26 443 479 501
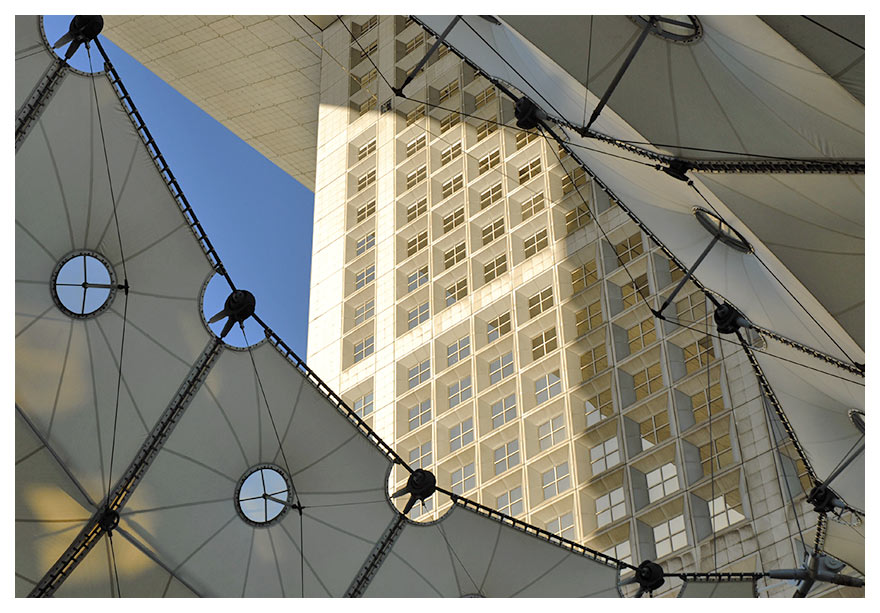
15 15 56 113
413 15 863 365
364 501 620 597
805 520 865 576
678 578 756 597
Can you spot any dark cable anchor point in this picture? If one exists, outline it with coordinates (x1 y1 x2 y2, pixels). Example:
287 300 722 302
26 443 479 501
208 289 256 338
391 468 437 516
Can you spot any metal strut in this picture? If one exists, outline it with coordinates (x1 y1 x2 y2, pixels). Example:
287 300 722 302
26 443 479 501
345 513 407 597
393 15 462 97
654 233 719 318
28 338 224 598
15 57 67 151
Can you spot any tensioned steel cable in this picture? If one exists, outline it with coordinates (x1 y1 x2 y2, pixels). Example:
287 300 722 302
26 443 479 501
108 532 122 597
437 523 484 597
801 16 864 50
86 44 131 503
705 308 717 572
582 16 594 128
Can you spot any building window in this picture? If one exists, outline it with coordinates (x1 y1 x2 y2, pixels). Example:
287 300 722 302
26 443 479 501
596 487 625 527
589 437 620 474
561 167 587 195
478 150 501 175
675 291 707 323
440 142 462 166
515 129 539 150
445 278 467 307
538 414 566 451
684 337 715 374
451 463 476 495
579 343 608 381
355 264 375 290
354 336 374 362
353 391 373 418
406 198 428 223
436 42 450 59
443 242 466 270
476 119 497 141
357 69 378 92
633 363 663 401
523 228 549 259
488 352 514 385
496 486 523 516
474 86 496 110
709 491 745 531
442 207 465 233
527 286 554 318
541 462 570 499
627 318 657 354
405 104 425 126
646 463 679 502
406 135 426 157
357 169 376 192
565 204 591 234
448 376 473 408
359 39 378 59
407 302 430 329
535 370 562 404
585 389 613 427
491 394 517 429
358 98 376 117
354 299 375 325
356 200 376 223
639 411 671 450
518 157 542 184
355 231 376 256
409 441 432 470
439 112 460 133
406 165 427 190
487 312 511 343
408 398 431 431
571 259 598 293
654 515 687 558
408 359 431 389
621 273 650 309
615 232 644 265
531 327 558 360
406 266 428 292
483 254 507 283
409 494 432 519
405 32 425 56
480 182 504 209
449 418 474 451
558 143 570 159
546 512 575 539
493 439 520 475
358 15 378 37
521 192 545 221
357 138 376 161
668 258 685 284
603 541 632 568
691 382 723 424
438 79 460 103
700 432 734 474
446 335 470 366
575 301 603 337
481 217 505 246
441 174 464 198
406 231 428 257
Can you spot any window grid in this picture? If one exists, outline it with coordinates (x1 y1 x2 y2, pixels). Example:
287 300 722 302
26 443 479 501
474 86 496 110
441 174 464 198
355 232 376 256
356 200 376 223
527 287 554 318
358 15 378 37
446 335 471 366
476 119 497 141
496 486 523 516
440 112 460 133
442 207 465 233
538 414 566 451
358 98 376 117
493 439 520 475
692 383 723 424
355 265 375 290
449 418 474 452
633 363 664 401
451 463 476 495
480 182 504 209
709 491 746 531
603 541 632 567
654 515 687 558
541 462 570 499
596 487 626 527
406 301 430 330
589 437 620 474
408 399 431 431
406 231 428 257
639 411 671 450
675 291 707 323
487 312 511 343
440 142 462 166
531 327 558 361
646 463 679 502
585 389 614 427
445 278 468 307
438 79 460 103
484 254 507 283
621 274 650 309
521 192 545 221
565 204 591 234
627 317 657 354
575 301 603 337
443 242 467 270
408 359 431 389
405 104 425 126
515 129 539 149
357 169 376 192
354 299 375 325
353 392 373 418
561 167 587 195
448 376 473 408
406 135 426 157
615 233 644 265
406 198 428 223
406 165 427 190
535 370 562 404
699 433 734 474
407 266 428 292
489 352 514 385
491 394 517 429
478 150 501 175
358 69 378 92
405 32 425 56
668 258 685 284
684 337 715 374
354 336 374 362
579 343 608 381
357 138 376 160
518 157 542 184
409 441 432 470
524 228 549 259
546 512 575 540
482 217 505 246
571 259 598 293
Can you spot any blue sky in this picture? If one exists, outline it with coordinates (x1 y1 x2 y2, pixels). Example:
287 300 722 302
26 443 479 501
43 15 315 357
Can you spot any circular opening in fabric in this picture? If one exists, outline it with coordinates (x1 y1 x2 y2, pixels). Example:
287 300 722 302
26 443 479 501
41 15 105 74
630 15 703 43
51 251 117 318
849 409 864 434
235 465 292 527
693 207 752 253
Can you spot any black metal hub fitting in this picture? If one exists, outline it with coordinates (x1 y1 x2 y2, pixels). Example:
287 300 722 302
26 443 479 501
98 507 120 533
514 97 544 130
659 159 691 182
407 468 437 501
70 15 105 42
635 560 665 593
806 483 837 514
225 290 257 323
714 302 745 334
